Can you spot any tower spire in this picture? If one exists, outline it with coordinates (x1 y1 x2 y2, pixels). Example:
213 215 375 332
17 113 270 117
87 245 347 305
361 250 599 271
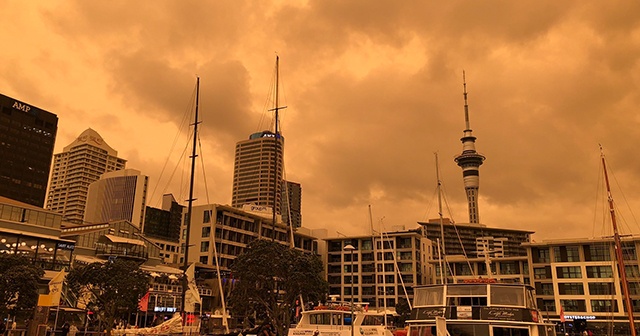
454 71 485 224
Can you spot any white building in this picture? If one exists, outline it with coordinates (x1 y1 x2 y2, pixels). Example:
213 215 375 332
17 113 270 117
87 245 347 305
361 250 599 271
46 128 126 223
524 236 640 335
83 169 148 229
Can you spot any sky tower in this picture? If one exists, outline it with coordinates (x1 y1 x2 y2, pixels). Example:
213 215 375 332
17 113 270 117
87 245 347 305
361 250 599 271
454 72 485 224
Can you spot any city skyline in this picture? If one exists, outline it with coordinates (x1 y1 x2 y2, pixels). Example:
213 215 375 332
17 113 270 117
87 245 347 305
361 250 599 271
2 2 640 240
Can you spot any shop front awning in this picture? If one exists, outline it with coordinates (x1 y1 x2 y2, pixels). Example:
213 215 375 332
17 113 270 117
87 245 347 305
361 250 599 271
99 234 146 247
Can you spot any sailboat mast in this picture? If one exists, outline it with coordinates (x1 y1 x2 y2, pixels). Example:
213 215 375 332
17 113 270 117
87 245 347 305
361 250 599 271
600 146 637 336
272 56 280 241
181 77 200 313
435 153 446 283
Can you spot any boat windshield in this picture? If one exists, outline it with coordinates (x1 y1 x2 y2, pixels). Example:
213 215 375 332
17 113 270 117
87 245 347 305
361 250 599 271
414 287 444 307
490 286 525 307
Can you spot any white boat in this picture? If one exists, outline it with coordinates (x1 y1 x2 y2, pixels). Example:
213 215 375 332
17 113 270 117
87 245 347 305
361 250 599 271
405 280 556 336
288 301 395 336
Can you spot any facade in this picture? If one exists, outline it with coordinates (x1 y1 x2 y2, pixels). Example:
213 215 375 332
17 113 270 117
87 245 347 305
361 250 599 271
325 229 432 309
180 203 319 316
0 93 58 207
0 196 75 274
231 131 284 214
420 219 532 284
46 128 126 223
282 180 302 228
83 169 149 229
524 237 640 335
144 194 184 264
181 203 318 269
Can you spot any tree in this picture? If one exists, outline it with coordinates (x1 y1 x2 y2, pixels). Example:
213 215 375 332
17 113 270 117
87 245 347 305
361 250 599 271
395 297 411 326
0 254 44 318
229 239 328 336
67 259 150 335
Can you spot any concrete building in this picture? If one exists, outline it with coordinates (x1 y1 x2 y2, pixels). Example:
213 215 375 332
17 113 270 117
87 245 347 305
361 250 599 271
282 180 302 228
420 219 532 284
0 93 58 207
83 169 148 229
524 236 640 335
46 128 126 223
325 229 432 309
231 131 284 213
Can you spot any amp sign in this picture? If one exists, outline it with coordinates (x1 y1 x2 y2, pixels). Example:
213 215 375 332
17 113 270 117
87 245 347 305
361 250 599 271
12 101 32 114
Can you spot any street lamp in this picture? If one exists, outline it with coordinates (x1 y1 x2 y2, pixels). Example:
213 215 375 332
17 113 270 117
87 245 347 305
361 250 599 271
344 244 356 336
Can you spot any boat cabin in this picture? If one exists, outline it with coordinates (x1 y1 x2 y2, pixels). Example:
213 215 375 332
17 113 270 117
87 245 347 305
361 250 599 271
407 281 555 336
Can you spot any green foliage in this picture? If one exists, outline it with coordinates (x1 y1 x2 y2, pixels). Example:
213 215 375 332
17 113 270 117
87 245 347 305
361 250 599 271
0 254 44 317
229 239 328 335
67 259 150 335
395 297 411 325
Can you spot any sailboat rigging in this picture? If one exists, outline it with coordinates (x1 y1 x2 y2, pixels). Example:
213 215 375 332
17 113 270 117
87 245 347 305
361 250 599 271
181 77 201 314
600 145 637 336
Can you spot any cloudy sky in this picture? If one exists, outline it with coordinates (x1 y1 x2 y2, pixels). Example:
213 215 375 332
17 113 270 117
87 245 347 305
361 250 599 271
3 1 640 241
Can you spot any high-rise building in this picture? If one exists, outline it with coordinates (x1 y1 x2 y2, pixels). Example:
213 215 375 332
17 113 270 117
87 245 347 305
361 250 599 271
454 75 485 224
282 180 302 228
231 130 284 213
46 128 126 223
83 169 148 229
0 93 58 207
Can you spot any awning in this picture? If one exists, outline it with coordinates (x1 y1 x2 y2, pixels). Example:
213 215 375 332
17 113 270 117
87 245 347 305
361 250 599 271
74 255 107 264
99 234 146 247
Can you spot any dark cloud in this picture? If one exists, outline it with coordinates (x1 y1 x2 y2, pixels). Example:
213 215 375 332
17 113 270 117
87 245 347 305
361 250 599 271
2 1 640 241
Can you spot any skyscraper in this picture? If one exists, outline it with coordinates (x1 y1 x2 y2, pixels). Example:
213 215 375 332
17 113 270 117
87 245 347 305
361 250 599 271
0 93 58 207
46 128 126 223
231 130 284 213
83 169 148 229
454 74 485 224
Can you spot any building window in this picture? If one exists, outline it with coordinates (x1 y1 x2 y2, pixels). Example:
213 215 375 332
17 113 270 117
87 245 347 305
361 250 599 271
553 246 580 262
622 245 637 260
591 299 618 312
585 244 611 261
500 262 518 275
203 210 212 223
200 241 210 252
536 283 554 296
199 256 208 264
560 299 586 312
558 283 584 295
538 299 555 312
589 283 615 295
361 240 373 251
557 266 582 279
202 226 211 238
629 282 640 295
534 266 551 279
586 266 612 278
535 248 550 263
625 265 640 278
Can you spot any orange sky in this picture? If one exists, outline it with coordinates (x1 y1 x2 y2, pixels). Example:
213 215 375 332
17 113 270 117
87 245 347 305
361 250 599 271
2 1 640 241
